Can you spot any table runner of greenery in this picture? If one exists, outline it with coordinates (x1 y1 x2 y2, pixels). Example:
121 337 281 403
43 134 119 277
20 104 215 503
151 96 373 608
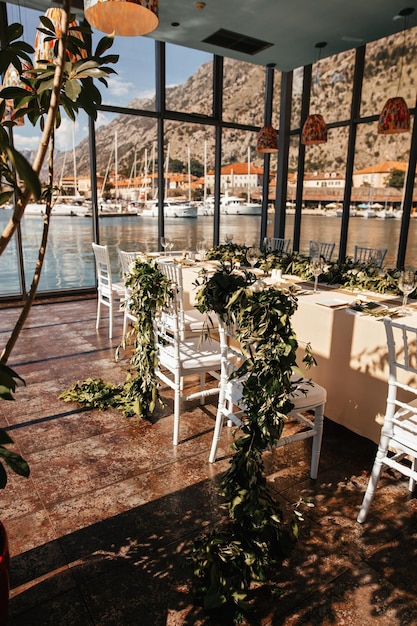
205 244 410 296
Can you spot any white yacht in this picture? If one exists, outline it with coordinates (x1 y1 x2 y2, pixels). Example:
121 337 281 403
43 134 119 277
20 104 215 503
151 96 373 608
220 194 262 216
24 199 90 217
139 200 198 218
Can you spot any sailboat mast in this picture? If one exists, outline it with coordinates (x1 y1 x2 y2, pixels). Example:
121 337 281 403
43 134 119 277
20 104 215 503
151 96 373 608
72 123 78 197
247 146 250 203
115 131 118 200
165 142 170 197
188 145 191 203
204 140 207 203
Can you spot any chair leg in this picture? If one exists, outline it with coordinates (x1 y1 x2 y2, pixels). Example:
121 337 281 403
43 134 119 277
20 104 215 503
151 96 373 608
108 299 113 339
173 374 183 446
310 404 324 480
357 446 385 523
96 297 101 331
199 372 205 405
209 384 227 463
409 457 417 492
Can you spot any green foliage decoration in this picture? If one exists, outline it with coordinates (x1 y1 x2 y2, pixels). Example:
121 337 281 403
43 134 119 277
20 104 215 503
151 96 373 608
121 258 173 417
0 364 30 489
207 244 411 297
61 259 173 419
191 265 315 617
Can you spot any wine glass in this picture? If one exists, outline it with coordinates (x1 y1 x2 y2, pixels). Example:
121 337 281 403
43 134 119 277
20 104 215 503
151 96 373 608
247 246 261 269
160 236 168 256
263 237 272 253
398 269 416 313
224 233 233 244
166 240 174 256
310 255 323 293
196 240 207 261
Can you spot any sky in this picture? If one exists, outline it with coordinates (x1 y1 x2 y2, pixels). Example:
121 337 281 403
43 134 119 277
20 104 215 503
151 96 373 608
5 4 211 152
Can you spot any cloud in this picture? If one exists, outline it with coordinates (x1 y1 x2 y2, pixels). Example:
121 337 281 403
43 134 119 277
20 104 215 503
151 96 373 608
96 111 113 128
55 119 81 151
13 133 41 152
107 74 136 99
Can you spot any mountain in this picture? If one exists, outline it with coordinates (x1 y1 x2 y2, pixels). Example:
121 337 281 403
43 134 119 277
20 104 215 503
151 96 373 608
59 27 417 181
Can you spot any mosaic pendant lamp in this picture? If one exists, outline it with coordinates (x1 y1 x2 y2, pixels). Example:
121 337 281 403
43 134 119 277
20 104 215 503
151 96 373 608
301 113 328 145
256 125 278 153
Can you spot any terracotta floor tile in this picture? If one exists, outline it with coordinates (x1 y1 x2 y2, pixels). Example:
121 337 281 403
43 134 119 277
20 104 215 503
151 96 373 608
1 298 415 626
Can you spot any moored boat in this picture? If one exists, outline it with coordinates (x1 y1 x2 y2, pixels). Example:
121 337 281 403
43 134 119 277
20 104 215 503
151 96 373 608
139 200 198 218
220 194 262 216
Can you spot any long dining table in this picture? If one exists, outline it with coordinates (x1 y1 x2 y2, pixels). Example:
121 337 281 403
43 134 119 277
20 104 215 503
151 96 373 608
178 261 416 445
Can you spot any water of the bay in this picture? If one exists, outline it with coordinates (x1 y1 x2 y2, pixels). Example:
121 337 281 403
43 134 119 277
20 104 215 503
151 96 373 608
1 210 416 295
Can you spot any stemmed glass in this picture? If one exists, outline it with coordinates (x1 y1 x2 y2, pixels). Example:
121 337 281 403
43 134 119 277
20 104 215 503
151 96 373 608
160 236 168 256
310 255 323 293
398 269 416 313
224 233 233 244
166 240 174 256
196 240 207 261
246 246 261 269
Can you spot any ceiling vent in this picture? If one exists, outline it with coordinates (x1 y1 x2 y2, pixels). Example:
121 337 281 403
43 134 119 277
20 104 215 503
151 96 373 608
202 28 273 56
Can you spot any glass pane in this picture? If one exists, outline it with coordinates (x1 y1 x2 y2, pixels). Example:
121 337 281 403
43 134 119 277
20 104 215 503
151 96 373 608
297 126 350 257
222 59 265 128
166 43 213 115
0 228 21 297
347 120 413 268
290 67 303 130
315 49 355 124
217 130 262 246
361 24 417 118
97 34 156 112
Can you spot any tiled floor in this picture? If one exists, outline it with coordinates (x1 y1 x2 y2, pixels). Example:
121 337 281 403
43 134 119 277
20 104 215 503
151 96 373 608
1 297 417 625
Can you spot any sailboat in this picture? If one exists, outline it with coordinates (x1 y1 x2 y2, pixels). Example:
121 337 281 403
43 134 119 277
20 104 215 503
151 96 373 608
220 148 262 216
26 124 90 217
139 142 197 218
196 141 214 216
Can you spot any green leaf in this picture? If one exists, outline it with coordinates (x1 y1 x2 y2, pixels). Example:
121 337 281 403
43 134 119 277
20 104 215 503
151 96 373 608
0 431 13 445
0 448 30 478
6 22 23 44
5 145 41 200
65 78 82 101
95 34 115 57
0 465 7 490
0 191 13 206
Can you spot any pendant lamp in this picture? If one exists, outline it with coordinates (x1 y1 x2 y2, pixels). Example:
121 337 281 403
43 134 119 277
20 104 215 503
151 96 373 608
378 96 410 134
84 0 159 37
34 8 86 65
301 113 327 145
1 62 33 126
256 125 278 153
301 42 328 146
377 8 414 135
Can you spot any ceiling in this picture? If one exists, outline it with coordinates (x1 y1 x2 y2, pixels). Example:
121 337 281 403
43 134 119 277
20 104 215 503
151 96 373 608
4 0 417 70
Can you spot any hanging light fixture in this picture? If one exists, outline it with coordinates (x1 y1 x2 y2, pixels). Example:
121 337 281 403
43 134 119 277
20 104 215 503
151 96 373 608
34 8 86 65
256 125 278 153
301 42 328 145
378 7 414 135
84 0 159 37
1 62 33 127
